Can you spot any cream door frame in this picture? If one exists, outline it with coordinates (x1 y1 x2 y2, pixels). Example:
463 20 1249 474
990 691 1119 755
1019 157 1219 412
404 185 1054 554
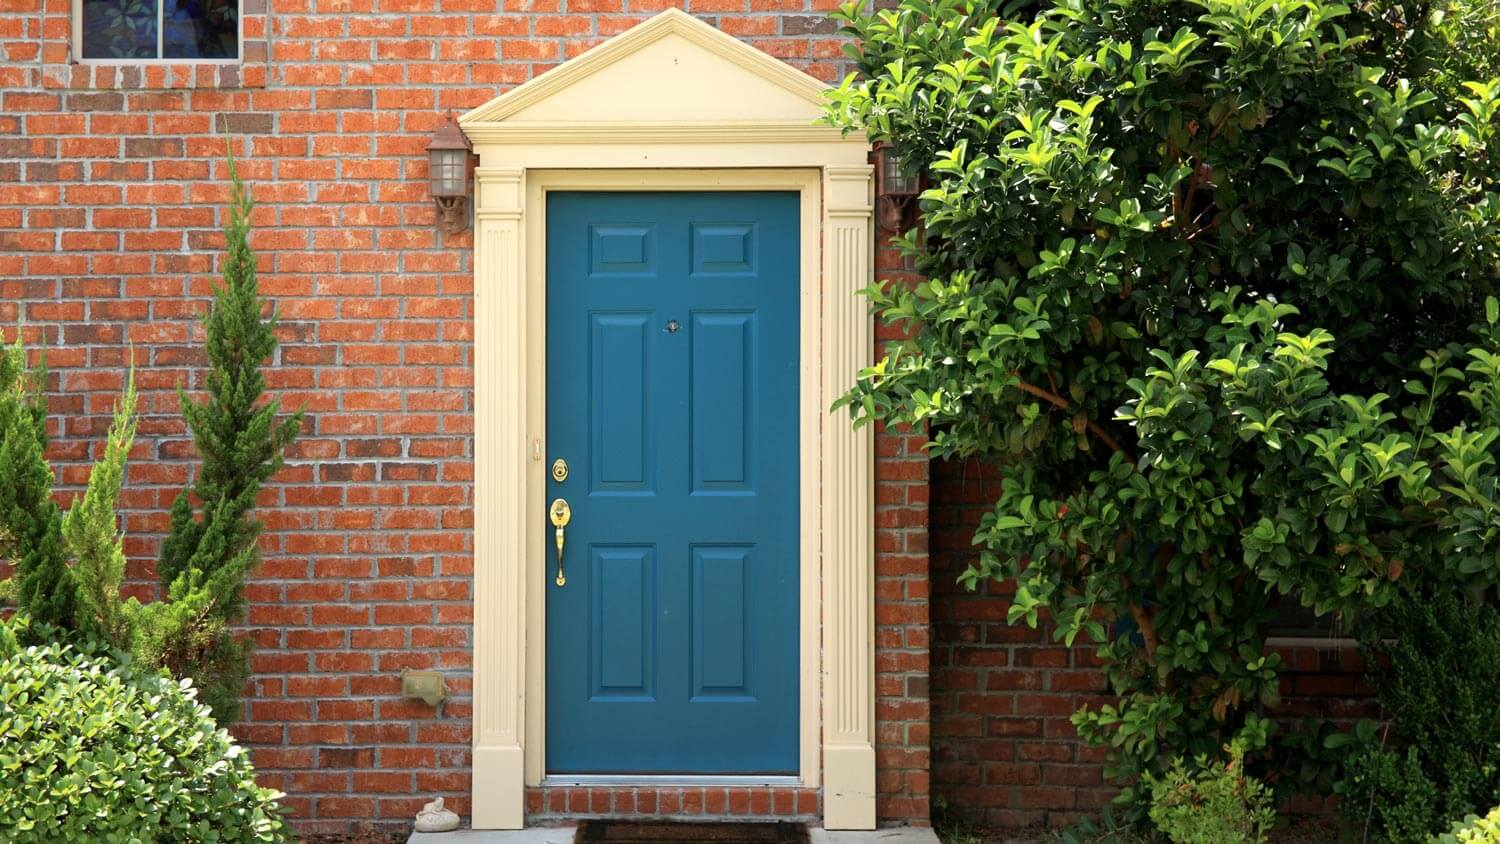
524 167 822 791
463 8 875 832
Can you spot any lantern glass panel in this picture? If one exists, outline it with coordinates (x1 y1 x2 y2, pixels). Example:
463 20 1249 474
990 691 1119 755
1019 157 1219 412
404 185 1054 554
430 149 467 197
882 150 919 196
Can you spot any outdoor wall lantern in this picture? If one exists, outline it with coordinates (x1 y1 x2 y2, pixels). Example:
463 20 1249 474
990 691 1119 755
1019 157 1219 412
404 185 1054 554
426 111 473 235
874 142 922 232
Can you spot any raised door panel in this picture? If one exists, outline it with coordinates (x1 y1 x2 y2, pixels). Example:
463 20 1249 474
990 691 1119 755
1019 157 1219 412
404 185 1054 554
690 312 755 494
590 314 653 494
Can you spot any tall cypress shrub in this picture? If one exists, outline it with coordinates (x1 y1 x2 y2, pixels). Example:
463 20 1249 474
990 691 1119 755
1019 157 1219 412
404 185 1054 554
62 368 138 651
1 157 299 723
0 339 74 629
153 157 303 720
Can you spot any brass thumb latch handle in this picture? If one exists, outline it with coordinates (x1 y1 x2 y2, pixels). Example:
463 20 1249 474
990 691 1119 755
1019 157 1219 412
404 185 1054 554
549 498 571 587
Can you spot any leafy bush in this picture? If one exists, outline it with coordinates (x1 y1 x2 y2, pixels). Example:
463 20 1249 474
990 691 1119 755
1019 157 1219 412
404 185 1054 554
825 0 1500 818
1435 805 1500 844
0 157 301 721
1342 590 1500 842
1145 742 1275 844
0 639 286 842
1418 0 1500 107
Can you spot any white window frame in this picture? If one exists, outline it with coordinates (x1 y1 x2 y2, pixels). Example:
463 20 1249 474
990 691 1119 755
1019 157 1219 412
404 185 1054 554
72 0 243 64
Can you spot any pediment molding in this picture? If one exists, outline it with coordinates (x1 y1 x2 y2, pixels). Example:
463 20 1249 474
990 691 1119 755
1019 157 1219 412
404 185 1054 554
459 8 855 147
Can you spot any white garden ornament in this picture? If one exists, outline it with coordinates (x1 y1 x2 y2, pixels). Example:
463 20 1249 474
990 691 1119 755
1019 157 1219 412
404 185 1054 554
413 797 461 833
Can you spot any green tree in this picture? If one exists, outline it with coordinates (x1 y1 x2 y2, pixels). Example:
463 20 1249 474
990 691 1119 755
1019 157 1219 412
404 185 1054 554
151 156 303 720
62 366 138 650
1341 587 1500 841
0 156 301 723
0 339 73 628
1404 0 1500 108
825 0 1500 819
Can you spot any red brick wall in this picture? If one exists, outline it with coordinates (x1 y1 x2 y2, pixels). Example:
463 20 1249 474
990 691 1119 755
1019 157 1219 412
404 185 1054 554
929 458 1112 831
524 785 822 824
0 1 928 836
928 457 1374 833
874 238 932 826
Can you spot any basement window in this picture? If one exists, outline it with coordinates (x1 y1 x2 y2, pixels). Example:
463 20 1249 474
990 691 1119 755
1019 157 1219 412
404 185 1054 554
1267 600 1338 640
75 0 240 61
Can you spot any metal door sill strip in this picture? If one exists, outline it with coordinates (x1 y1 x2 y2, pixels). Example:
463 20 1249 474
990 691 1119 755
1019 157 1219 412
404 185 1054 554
543 775 801 787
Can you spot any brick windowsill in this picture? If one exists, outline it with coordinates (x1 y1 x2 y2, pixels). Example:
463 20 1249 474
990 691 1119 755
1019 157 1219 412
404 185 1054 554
40 61 267 90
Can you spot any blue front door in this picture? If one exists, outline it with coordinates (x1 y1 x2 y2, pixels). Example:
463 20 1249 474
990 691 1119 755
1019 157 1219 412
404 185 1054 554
545 191 801 775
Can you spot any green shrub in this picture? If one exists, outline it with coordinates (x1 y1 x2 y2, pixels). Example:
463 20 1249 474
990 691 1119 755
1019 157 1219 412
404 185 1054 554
1145 743 1275 844
1419 0 1500 108
0 639 286 842
824 0 1500 819
0 337 74 629
0 155 301 722
1341 589 1500 842
151 156 302 721
1435 805 1500 844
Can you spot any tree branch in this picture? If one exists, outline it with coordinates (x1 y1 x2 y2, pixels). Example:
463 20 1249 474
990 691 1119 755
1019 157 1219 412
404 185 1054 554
1013 378 1134 464
1129 602 1160 663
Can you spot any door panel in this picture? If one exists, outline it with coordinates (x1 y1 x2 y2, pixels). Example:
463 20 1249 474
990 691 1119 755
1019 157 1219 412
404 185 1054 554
691 544 754 698
590 313 652 492
546 191 800 775
591 546 655 698
690 312 756 493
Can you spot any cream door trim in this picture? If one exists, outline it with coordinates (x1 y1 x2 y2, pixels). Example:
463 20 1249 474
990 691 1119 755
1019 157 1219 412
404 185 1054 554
465 10 874 832
519 167 822 801
819 166 878 831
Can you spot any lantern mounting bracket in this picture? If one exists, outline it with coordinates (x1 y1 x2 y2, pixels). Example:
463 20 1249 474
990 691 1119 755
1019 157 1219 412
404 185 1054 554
434 196 470 235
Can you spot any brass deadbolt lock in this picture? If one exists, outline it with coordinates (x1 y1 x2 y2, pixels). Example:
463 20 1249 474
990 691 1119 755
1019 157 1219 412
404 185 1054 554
401 669 447 706
551 458 569 482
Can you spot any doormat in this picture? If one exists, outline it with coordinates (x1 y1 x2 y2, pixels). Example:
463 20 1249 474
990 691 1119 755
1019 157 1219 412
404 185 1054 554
574 821 810 843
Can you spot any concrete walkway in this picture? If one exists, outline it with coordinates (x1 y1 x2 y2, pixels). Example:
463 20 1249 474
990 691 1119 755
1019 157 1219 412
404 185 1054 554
406 826 942 844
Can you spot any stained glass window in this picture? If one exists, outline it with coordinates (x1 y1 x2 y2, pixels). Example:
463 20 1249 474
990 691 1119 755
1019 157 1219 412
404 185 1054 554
80 0 238 60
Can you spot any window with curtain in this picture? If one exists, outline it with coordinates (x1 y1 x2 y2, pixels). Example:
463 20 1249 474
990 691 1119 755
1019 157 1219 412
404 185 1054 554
79 0 238 60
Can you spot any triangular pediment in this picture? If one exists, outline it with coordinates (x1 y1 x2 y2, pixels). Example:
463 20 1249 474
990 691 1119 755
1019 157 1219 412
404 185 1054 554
460 8 832 128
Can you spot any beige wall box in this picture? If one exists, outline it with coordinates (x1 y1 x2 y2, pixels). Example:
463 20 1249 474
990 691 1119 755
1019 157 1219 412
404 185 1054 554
402 670 447 706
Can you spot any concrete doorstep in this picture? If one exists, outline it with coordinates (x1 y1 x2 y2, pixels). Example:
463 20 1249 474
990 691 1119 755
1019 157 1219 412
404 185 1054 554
406 826 942 844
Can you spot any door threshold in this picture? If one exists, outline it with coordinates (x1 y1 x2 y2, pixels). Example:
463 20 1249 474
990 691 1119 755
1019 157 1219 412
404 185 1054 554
543 775 800 787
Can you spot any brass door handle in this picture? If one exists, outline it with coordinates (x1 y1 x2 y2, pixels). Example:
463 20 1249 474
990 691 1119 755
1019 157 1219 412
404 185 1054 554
549 498 571 586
